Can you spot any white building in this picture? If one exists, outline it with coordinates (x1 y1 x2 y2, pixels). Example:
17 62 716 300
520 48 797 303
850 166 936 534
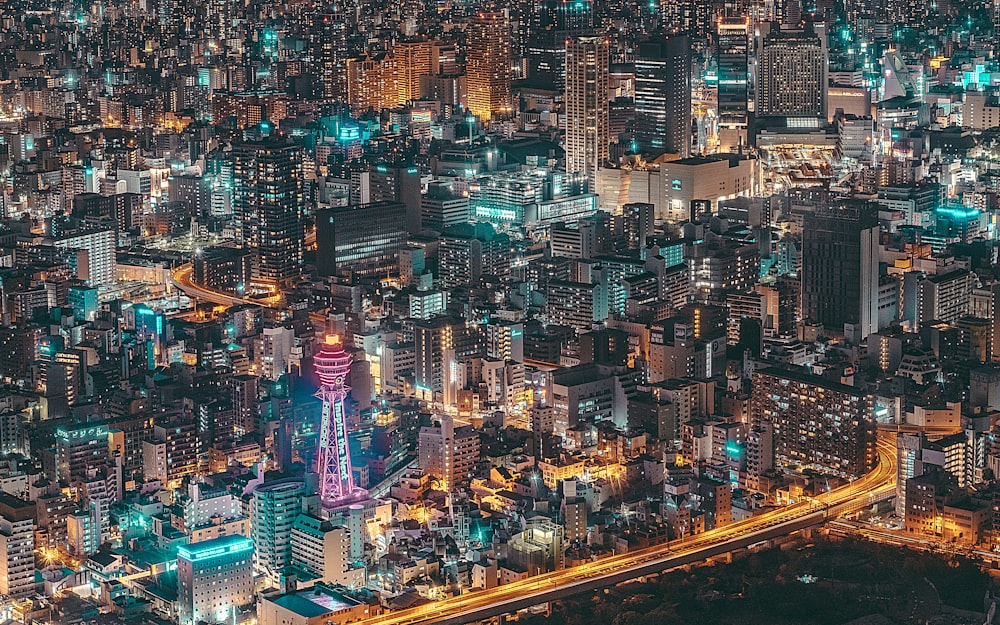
177 535 255 625
0 493 36 597
289 513 365 588
50 229 116 286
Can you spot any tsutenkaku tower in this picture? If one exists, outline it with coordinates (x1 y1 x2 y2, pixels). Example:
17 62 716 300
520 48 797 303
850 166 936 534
314 334 363 507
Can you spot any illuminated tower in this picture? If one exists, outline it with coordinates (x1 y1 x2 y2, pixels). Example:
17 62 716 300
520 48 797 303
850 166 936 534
314 335 363 507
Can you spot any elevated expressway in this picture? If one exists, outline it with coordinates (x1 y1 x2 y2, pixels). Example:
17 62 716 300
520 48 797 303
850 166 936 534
170 263 271 308
359 437 897 625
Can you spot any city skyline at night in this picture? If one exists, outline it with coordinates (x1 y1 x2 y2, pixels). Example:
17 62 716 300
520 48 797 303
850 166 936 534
1 0 1000 623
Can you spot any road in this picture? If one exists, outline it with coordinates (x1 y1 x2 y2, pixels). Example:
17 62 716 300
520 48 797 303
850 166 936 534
170 264 277 309
358 437 897 625
829 519 1000 564
173 263 331 329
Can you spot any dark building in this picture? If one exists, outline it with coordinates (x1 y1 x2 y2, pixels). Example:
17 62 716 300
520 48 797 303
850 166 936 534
316 201 407 279
193 246 253 293
801 203 880 341
634 35 691 158
750 366 876 478
72 192 142 232
717 18 749 140
371 164 421 234
232 138 304 285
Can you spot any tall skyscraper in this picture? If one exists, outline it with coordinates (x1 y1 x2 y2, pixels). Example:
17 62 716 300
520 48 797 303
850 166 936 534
394 40 434 104
565 35 610 190
634 35 692 158
466 12 513 121
315 335 364 508
310 11 348 100
251 478 308 581
717 17 750 149
177 535 255 625
801 203 880 341
232 138 304 286
756 24 827 119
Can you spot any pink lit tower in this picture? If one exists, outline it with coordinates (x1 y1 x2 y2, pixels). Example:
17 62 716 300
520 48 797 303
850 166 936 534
314 334 365 507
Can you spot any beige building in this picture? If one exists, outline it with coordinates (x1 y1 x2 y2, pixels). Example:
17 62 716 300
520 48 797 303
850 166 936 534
657 155 757 221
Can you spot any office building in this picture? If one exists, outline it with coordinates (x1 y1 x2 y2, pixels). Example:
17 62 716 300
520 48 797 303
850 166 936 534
232 138 304 285
717 17 750 149
565 35 610 189
801 203 880 341
467 13 513 121
757 25 827 119
421 180 469 233
177 535 255 625
634 35 691 158
370 164 421 234
316 202 407 279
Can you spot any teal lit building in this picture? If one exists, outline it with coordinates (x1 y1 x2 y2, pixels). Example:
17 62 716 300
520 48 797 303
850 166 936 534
177 535 254 625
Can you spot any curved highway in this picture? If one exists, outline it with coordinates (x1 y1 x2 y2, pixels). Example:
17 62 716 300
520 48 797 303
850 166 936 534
359 437 897 625
171 263 277 309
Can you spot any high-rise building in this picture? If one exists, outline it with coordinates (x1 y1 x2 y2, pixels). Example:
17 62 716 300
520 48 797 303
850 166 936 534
67 509 100 556
316 201 407 278
750 366 876 478
413 316 483 404
634 35 691 158
917 270 974 327
756 24 827 119
55 423 110 484
314 335 365 508
251 478 308 582
565 35 610 190
177 535 255 625
418 415 481 490
394 40 434 104
716 17 750 149
232 138 304 286
438 223 511 288
346 55 398 114
466 12 513 121
49 229 116 286
801 203 880 341
310 11 348 100
0 493 35 598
